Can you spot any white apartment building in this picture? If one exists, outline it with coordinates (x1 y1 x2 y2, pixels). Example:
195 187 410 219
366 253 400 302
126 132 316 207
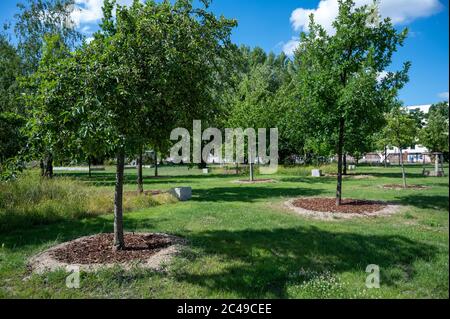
362 105 433 164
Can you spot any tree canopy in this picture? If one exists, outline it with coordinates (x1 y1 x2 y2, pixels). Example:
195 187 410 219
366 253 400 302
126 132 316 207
290 0 410 204
26 0 238 249
420 102 449 154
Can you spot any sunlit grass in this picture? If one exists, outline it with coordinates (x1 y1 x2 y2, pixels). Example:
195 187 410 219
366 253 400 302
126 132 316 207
0 164 448 299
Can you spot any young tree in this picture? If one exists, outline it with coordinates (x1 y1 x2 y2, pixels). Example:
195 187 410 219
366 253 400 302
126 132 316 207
293 0 409 205
14 0 82 74
42 0 236 250
382 106 418 188
420 102 449 154
0 34 26 179
227 48 290 180
373 130 390 168
420 101 449 173
21 34 77 179
0 112 25 179
15 0 82 177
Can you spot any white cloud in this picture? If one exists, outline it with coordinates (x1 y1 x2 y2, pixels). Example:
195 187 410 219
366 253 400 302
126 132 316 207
290 0 443 34
71 0 134 27
291 0 339 34
438 92 449 101
71 0 103 26
377 71 388 83
282 38 300 56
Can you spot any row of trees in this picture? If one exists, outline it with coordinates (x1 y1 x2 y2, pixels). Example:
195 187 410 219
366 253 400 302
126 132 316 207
1 0 448 247
1 0 82 179
379 102 449 188
1 0 237 250
225 0 415 205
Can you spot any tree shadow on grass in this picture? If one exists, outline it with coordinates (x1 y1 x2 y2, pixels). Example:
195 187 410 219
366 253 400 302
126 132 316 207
363 172 428 179
192 187 324 203
394 194 449 211
175 227 439 298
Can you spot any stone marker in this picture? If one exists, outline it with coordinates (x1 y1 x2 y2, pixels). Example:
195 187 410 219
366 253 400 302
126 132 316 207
312 169 322 177
203 168 209 174
170 187 192 201
348 165 356 171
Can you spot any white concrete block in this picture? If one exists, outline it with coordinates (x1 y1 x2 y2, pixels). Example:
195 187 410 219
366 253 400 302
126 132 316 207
170 187 192 201
312 169 322 177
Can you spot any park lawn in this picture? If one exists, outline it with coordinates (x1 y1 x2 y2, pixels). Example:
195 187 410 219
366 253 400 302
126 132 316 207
0 165 448 299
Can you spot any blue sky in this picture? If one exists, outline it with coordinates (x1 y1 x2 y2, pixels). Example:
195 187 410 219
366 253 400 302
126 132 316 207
1 0 448 106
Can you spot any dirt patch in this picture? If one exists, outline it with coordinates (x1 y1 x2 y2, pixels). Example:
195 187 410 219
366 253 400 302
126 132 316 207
382 184 430 190
233 179 277 184
285 197 403 220
28 233 186 274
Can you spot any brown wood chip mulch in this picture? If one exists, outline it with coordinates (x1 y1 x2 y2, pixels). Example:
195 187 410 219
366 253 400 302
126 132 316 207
49 233 174 264
292 198 387 214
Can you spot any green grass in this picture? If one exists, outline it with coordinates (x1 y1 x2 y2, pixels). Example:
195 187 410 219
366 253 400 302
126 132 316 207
0 164 448 299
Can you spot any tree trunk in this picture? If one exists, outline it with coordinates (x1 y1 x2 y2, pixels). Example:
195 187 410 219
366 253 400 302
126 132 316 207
400 148 407 188
88 156 92 178
154 151 158 177
44 154 53 179
384 146 388 168
343 152 347 175
336 117 345 206
40 159 45 177
114 150 125 251
249 146 255 182
137 149 143 193
435 154 440 175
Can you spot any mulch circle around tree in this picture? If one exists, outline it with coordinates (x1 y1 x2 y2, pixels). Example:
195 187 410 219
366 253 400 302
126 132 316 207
285 197 403 220
233 179 277 184
28 233 186 274
381 184 430 190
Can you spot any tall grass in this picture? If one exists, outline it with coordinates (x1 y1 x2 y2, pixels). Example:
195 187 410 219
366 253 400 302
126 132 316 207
277 164 337 176
0 172 176 233
210 164 338 177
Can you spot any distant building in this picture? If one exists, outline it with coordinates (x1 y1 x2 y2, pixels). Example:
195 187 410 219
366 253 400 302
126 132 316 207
361 105 433 164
